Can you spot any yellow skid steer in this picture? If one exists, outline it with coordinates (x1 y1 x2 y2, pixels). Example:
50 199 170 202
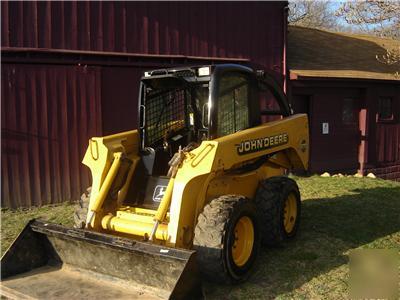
1 64 309 299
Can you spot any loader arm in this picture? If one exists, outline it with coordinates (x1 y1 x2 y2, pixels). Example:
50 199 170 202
81 130 140 228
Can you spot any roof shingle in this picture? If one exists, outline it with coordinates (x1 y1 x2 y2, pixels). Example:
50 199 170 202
288 26 400 81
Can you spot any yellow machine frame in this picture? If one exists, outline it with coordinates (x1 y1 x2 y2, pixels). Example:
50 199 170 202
83 114 308 248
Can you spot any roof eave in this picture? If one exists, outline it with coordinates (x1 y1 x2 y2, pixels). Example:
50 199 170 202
289 70 400 83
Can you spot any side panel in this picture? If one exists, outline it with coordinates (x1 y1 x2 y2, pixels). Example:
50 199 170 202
214 114 309 171
206 162 285 201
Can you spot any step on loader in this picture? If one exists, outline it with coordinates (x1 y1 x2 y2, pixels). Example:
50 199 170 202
1 64 309 299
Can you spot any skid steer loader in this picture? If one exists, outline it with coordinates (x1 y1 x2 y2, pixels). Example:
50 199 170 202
1 64 309 299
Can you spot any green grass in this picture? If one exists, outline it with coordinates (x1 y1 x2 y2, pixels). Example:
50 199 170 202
205 176 400 299
1 202 75 255
1 176 399 299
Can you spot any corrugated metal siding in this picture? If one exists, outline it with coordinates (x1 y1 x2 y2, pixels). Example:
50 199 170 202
1 1 285 70
101 67 145 135
376 123 400 163
1 1 286 208
1 64 102 208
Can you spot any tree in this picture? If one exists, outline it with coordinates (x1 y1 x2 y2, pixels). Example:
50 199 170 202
288 1 338 30
336 1 400 39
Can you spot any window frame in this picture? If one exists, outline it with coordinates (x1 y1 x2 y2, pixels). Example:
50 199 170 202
377 97 394 123
215 72 251 137
342 98 357 125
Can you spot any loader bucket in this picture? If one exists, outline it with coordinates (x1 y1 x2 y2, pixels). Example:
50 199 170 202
0 220 201 299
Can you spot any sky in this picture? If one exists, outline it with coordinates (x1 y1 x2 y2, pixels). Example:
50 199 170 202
289 0 388 34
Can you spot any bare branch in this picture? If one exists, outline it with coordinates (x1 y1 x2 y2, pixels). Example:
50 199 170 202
336 1 400 75
289 1 338 30
336 1 400 39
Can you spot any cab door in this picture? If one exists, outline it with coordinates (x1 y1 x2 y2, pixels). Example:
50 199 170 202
213 72 257 138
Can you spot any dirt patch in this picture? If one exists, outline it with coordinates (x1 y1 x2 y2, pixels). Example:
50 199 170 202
1 265 164 300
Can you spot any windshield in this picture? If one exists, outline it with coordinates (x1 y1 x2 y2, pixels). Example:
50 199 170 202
141 81 209 149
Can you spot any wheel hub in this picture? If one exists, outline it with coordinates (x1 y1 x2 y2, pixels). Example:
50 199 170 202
283 193 297 234
232 216 254 267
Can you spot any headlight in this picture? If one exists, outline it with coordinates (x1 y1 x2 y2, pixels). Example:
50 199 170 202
197 67 210 76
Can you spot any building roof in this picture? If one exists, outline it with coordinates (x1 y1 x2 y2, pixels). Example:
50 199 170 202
288 26 400 81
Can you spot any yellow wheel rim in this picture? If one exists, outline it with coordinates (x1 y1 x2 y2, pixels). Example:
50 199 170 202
232 216 254 267
284 193 298 234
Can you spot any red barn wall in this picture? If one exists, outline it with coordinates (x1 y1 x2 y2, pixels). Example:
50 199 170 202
1 1 285 68
291 80 400 179
1 64 102 207
1 1 287 207
309 88 362 172
100 67 145 135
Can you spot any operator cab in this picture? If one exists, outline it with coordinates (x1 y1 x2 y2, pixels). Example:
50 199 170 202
138 64 291 176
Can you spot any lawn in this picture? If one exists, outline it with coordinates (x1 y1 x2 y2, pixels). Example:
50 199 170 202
1 176 399 299
1 202 75 255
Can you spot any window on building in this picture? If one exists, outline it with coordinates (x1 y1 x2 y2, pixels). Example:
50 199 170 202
343 98 356 124
217 73 250 136
378 97 393 121
259 89 282 123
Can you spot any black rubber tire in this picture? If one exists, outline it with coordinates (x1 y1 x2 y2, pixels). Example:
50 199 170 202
254 176 301 246
193 195 261 284
73 187 91 229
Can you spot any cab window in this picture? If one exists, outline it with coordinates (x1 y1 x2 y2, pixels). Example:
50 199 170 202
217 73 250 136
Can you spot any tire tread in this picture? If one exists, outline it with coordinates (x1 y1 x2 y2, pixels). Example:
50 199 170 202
194 195 257 283
254 176 300 246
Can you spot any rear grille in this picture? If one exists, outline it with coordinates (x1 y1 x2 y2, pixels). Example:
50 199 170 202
174 70 195 77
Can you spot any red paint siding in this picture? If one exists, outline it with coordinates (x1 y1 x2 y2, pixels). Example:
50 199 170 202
100 67 145 135
376 123 400 163
309 89 361 172
1 1 286 71
1 64 102 208
365 163 400 182
290 81 400 178
1 1 287 207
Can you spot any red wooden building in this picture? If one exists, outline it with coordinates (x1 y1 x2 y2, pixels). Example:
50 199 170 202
288 26 400 180
1 1 288 207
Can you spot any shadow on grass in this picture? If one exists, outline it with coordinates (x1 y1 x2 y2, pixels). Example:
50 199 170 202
204 186 400 299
